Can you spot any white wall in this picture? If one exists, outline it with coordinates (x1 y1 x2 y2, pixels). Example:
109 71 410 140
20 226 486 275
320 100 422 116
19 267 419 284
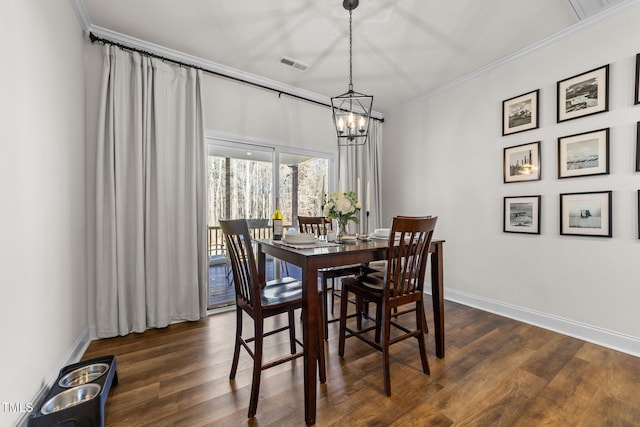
383 5 640 355
200 74 337 150
0 2 88 425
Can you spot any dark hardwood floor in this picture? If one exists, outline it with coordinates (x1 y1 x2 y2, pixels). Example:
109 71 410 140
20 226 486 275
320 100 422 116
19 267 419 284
83 296 640 426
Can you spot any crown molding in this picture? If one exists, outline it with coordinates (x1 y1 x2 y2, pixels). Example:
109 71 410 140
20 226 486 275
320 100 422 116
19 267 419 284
68 0 91 31
387 0 640 117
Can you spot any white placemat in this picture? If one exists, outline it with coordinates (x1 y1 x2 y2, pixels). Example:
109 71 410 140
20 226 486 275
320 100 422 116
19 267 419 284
275 241 339 249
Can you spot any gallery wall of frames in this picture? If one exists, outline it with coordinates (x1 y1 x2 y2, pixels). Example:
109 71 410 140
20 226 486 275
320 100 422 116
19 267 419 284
501 53 640 239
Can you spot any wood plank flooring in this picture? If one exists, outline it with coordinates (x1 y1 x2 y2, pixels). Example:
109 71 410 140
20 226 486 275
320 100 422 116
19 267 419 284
82 297 640 426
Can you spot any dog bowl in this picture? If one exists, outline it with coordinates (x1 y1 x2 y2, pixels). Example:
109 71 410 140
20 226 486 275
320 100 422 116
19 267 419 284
58 363 110 388
40 384 101 415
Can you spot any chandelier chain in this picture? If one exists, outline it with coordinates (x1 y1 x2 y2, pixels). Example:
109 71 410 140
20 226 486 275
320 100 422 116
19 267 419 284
349 9 353 90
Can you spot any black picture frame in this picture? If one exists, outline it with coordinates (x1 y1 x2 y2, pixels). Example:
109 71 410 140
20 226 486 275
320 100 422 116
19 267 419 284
502 89 539 136
503 141 541 183
503 195 541 234
635 53 640 105
560 191 612 237
558 128 609 179
557 65 609 123
636 122 640 172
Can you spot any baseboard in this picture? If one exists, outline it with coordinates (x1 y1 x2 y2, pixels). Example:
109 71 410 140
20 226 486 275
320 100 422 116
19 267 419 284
15 327 92 427
436 288 640 358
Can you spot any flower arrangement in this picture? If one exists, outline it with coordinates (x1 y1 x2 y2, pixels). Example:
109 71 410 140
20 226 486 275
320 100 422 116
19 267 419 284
323 191 360 239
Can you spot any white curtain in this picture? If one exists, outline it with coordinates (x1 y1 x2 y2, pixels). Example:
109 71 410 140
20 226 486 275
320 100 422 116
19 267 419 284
95 45 208 338
338 119 383 232
366 120 383 230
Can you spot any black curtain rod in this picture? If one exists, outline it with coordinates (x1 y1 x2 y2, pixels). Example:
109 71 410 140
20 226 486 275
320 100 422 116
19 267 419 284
89 32 383 123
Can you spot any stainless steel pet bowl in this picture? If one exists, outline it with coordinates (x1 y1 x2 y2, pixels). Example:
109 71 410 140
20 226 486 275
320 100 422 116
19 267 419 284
58 363 110 388
40 384 101 415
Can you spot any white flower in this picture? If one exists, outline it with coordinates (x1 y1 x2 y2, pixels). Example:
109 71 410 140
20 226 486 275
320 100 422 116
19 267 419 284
339 196 352 212
323 190 360 225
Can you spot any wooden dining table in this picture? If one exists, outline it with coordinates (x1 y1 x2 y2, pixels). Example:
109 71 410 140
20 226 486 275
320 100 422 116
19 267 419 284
255 237 445 426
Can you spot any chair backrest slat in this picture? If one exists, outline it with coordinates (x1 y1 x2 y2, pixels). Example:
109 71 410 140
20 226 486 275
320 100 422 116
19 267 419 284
298 216 332 236
220 219 262 313
385 216 437 299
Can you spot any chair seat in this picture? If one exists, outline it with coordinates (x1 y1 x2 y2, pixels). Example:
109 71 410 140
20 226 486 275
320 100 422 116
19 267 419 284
347 273 386 292
264 276 298 287
261 277 323 307
261 280 303 306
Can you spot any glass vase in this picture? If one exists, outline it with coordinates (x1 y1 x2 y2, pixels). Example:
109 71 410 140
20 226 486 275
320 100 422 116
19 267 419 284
337 219 349 242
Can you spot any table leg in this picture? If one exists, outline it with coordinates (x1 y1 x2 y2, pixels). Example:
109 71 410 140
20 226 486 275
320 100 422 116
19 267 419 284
431 242 445 358
302 263 319 425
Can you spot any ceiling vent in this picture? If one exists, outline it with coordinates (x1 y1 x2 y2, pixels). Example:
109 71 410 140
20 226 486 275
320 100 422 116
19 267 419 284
280 56 310 72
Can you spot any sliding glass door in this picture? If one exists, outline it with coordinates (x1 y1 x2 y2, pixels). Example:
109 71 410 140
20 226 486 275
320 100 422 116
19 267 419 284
206 139 332 309
207 142 273 309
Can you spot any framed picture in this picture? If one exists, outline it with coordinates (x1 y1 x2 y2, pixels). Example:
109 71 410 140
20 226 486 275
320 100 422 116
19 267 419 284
502 89 539 136
558 128 609 179
503 141 541 183
636 122 640 172
635 53 640 105
504 195 541 234
557 64 609 122
560 191 612 237
638 190 640 239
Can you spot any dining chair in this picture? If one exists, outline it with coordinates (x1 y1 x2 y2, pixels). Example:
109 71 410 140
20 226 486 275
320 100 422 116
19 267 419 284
365 215 433 334
220 219 326 419
338 216 437 396
298 215 376 340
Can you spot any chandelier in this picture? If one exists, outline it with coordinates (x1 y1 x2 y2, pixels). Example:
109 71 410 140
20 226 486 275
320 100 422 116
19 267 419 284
331 0 373 146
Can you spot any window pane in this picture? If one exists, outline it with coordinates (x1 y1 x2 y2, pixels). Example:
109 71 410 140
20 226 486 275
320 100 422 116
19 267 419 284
279 152 329 228
207 146 273 225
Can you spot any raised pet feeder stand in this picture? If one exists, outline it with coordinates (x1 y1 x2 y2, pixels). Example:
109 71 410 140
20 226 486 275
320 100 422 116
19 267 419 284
28 355 118 427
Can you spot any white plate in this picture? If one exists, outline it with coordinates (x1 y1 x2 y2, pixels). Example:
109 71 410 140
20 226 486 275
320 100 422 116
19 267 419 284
282 235 317 244
340 235 358 243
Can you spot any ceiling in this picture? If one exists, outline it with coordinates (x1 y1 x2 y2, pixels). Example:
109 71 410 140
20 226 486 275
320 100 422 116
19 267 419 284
76 0 631 116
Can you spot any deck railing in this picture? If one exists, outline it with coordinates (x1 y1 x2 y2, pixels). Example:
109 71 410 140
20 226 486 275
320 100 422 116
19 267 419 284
208 219 292 257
